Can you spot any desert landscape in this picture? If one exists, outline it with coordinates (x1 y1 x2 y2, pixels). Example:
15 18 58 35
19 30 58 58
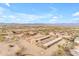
0 24 79 56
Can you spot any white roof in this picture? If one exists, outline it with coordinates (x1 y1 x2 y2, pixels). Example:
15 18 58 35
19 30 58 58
74 37 79 43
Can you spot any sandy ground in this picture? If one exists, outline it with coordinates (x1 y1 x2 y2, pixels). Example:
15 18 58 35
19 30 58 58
0 26 78 56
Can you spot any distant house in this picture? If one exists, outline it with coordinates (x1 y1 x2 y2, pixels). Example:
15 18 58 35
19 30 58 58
70 36 79 56
74 37 79 44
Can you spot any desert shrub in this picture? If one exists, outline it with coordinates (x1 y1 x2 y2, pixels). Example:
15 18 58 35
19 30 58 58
55 45 65 56
0 35 4 42
12 36 19 41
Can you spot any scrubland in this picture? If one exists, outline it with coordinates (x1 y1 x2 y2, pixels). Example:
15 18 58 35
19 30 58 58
0 25 79 56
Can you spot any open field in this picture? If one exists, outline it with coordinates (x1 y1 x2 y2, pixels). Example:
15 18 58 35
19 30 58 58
0 24 79 56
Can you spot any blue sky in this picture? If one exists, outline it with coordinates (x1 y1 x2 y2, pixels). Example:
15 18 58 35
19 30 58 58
0 3 79 23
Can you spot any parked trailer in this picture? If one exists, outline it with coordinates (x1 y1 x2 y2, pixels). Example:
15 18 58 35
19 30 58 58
41 36 63 49
36 35 51 41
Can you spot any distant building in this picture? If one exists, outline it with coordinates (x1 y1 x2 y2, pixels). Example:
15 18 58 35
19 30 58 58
70 37 79 56
74 37 79 44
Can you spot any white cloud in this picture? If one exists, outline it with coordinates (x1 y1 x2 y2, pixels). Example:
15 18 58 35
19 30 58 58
72 18 79 21
72 12 79 22
48 15 62 23
72 12 79 16
0 6 63 23
49 7 57 12
52 16 58 19
0 6 49 23
5 3 10 7
8 15 15 18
